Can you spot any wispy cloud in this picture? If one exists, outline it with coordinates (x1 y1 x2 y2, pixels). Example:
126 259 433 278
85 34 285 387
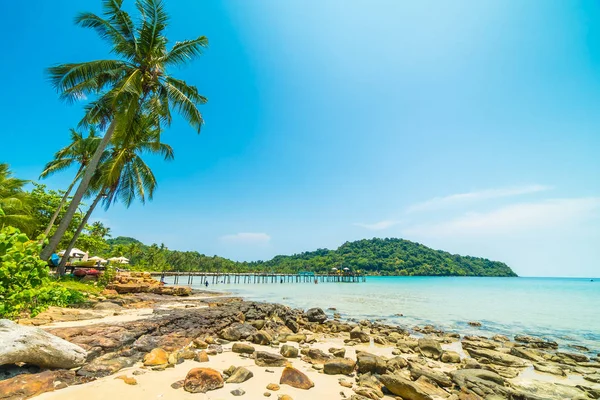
407 184 552 213
354 220 400 230
220 232 271 245
403 197 600 237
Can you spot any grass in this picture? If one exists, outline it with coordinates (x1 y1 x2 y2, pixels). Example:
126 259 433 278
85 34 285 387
55 276 104 295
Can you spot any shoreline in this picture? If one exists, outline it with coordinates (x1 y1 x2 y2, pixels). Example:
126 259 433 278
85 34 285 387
2 290 599 400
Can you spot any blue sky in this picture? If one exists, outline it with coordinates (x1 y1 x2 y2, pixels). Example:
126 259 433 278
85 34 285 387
1 0 599 277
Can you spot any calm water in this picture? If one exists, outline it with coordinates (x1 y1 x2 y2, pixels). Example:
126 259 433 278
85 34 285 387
164 276 600 353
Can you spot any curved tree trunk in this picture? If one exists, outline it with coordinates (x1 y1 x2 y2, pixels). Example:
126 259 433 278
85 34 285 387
41 120 116 261
40 166 83 243
57 191 104 276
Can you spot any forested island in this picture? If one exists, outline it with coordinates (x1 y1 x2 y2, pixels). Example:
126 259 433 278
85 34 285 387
108 236 517 277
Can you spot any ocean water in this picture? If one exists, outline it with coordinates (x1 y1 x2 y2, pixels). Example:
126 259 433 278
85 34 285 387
164 276 600 354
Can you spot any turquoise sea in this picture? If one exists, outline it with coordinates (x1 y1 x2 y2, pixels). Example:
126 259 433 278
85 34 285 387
165 276 600 354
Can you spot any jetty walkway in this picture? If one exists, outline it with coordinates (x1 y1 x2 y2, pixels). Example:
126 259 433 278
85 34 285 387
150 272 366 285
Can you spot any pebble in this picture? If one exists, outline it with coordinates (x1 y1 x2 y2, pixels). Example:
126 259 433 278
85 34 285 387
231 388 246 396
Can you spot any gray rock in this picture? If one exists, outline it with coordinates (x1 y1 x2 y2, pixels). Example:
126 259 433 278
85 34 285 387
255 351 287 367
232 343 255 355
220 323 258 341
0 319 86 369
417 338 442 360
226 367 254 383
231 388 246 396
280 345 298 358
306 308 327 323
514 335 558 350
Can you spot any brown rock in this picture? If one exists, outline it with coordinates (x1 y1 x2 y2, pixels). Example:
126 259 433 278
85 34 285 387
417 338 443 360
195 350 209 363
232 343 256 354
278 395 294 400
280 366 315 390
356 351 387 374
143 348 169 366
441 351 461 363
329 347 346 358
254 330 273 345
324 358 356 375
267 383 281 390
379 374 433 400
280 344 299 358
226 366 254 383
256 351 288 367
115 375 138 385
171 380 184 389
0 370 76 400
183 368 224 393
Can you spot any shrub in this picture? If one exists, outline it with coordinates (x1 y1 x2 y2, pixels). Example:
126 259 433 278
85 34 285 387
98 263 117 286
0 227 84 319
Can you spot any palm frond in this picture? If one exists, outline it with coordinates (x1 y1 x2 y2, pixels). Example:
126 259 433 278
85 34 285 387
163 79 205 132
164 36 208 66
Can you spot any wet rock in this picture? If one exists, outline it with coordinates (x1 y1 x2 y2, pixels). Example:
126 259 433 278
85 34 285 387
533 362 566 376
306 308 327 323
584 373 600 383
227 367 254 383
280 345 298 358
379 374 433 400
557 351 589 363
183 368 224 393
254 330 273 345
280 366 314 390
0 319 86 369
255 351 288 367
418 338 443 360
195 350 209 362
350 326 370 343
267 383 281 391
463 347 527 367
514 335 558 350
356 351 387 374
441 351 461 363
231 388 246 396
286 319 300 333
468 322 482 327
329 347 346 358
510 346 545 363
232 343 255 355
143 348 168 366
220 323 258 341
324 358 356 375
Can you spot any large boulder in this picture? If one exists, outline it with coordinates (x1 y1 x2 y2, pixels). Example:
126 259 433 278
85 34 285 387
184 368 224 393
226 367 254 383
356 351 387 375
280 345 299 358
464 347 527 367
220 323 258 341
0 370 77 400
143 348 169 366
255 351 288 367
514 335 558 350
379 374 433 400
417 338 442 360
350 326 370 343
280 366 314 390
232 343 255 355
324 358 356 375
0 319 86 369
305 308 327 323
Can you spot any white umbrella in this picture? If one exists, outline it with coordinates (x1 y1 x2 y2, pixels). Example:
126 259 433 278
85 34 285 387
108 256 129 264
89 256 107 264
343 267 350 271
58 248 88 261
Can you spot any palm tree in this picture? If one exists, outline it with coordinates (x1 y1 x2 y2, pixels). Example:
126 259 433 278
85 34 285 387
89 221 111 239
39 128 101 240
41 0 207 260
0 164 33 233
56 120 174 274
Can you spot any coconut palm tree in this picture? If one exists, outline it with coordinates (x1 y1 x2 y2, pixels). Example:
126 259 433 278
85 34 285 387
41 0 207 260
56 119 174 273
39 128 101 240
0 164 33 233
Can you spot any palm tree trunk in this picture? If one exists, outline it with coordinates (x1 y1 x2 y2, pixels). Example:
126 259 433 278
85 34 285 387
57 191 104 275
41 120 116 261
40 166 83 243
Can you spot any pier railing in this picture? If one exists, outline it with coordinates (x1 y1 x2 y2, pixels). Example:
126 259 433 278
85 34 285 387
149 272 366 285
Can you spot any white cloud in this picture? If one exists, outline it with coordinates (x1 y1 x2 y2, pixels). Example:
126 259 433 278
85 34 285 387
354 220 400 230
220 232 271 245
407 184 552 213
403 197 600 237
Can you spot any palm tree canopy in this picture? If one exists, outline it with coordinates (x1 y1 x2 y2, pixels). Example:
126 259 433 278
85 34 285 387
0 164 33 232
40 128 102 180
47 0 207 140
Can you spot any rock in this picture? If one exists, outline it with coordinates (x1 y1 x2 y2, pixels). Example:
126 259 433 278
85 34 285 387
115 375 138 385
329 347 346 358
171 380 184 389
93 302 122 311
306 308 327 323
254 330 273 345
283 334 306 343
415 376 450 398
557 351 589 363
450 369 505 395
207 344 223 355
324 358 356 375
0 370 78 400
168 351 184 366
379 374 433 400
232 343 256 354
231 388 246 396
584 373 600 383
226 367 254 383
386 356 408 372
409 363 452 387
0 319 87 369
280 345 298 358
267 383 281 390
280 366 314 390
76 351 138 378
264 392 272 397
179 349 197 360
417 338 443 360
286 319 300 333
353 386 384 399
350 326 370 343
220 323 258 341
195 350 209 362
255 351 288 367
514 335 558 350
441 351 461 363
340 379 353 388
183 368 224 393
533 362 566 376
468 321 482 327
304 348 332 364
464 347 527 367
356 351 387 374
278 395 294 400
143 348 169 366
510 347 545 363
193 339 208 349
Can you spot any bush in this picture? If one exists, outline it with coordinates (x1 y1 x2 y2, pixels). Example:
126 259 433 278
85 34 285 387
0 227 85 319
98 263 117 286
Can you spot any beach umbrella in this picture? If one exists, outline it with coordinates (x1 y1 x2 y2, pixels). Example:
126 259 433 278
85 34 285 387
89 256 107 264
343 267 350 271
108 256 130 264
58 248 88 261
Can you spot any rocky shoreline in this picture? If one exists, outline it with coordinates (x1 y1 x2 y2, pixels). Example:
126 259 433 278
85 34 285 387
1 289 599 400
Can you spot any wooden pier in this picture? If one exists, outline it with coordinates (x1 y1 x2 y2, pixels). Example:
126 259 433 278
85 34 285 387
149 272 366 285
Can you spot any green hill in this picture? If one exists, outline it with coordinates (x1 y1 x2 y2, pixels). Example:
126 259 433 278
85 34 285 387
247 238 517 277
